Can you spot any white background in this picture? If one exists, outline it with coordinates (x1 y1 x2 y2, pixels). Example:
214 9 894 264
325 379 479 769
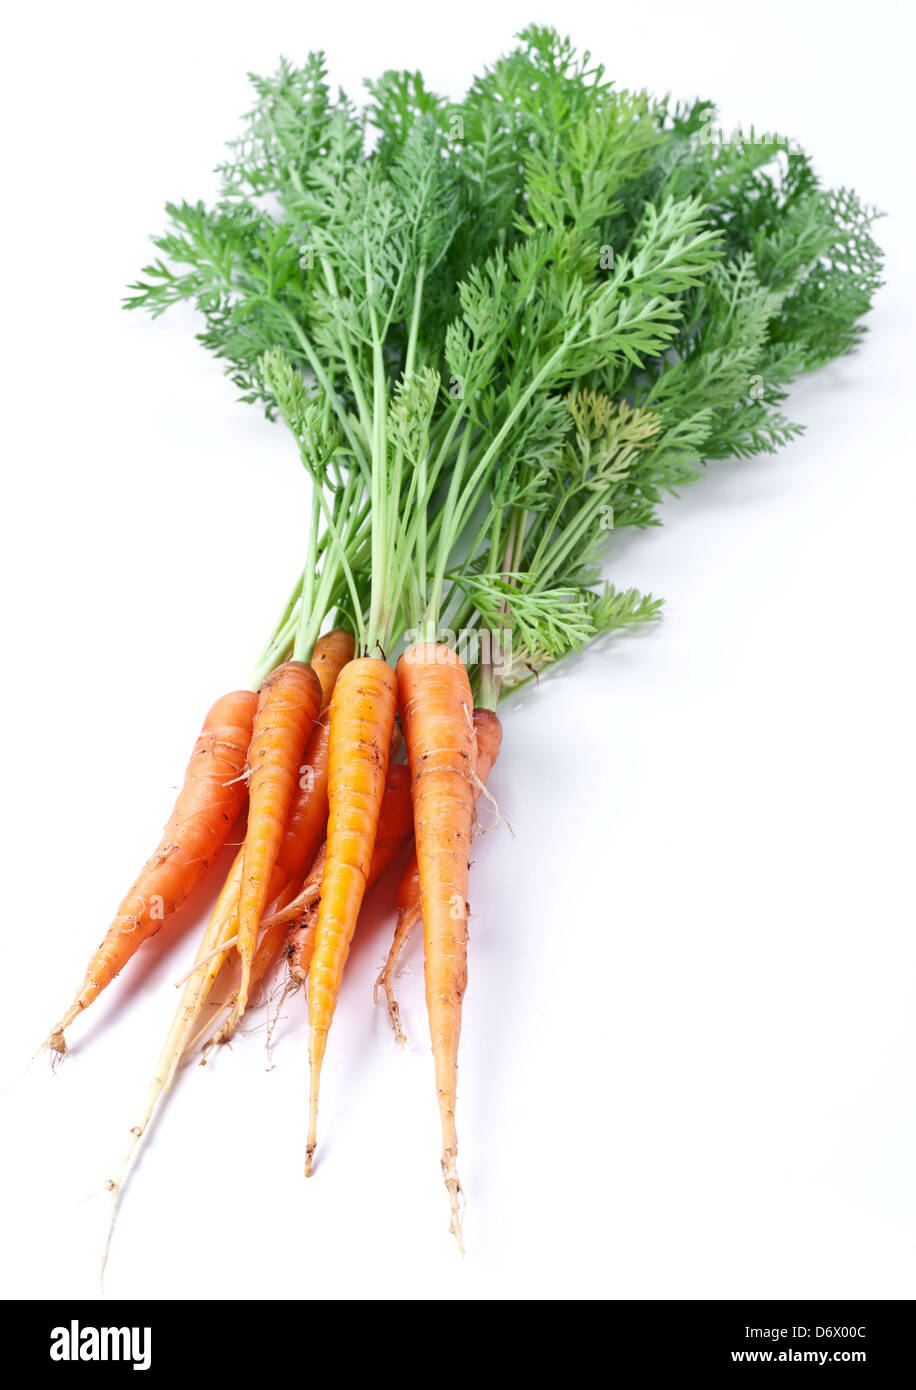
1 0 914 1301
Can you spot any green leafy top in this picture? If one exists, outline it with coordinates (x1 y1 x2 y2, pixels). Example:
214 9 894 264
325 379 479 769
126 29 883 696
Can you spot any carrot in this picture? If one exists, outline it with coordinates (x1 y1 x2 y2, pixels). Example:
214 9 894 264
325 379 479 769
204 914 298 1050
262 844 327 941
101 849 249 1277
192 629 354 1046
197 854 327 1053
236 660 322 1016
375 707 502 1046
368 761 415 868
272 762 411 940
232 673 402 1025
206 752 410 1046
376 874 422 1049
215 627 352 961
309 629 356 707
278 761 413 979
207 759 412 1048
282 880 322 982
271 630 353 888
197 873 305 1055
395 642 478 1248
102 632 353 1268
45 689 257 1056
305 656 398 1175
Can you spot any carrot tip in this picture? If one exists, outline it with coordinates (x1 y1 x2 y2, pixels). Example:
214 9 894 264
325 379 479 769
447 1196 465 1254
305 1085 319 1177
389 1001 407 1050
31 1038 53 1070
442 1153 465 1253
373 962 410 1048
44 1001 82 1060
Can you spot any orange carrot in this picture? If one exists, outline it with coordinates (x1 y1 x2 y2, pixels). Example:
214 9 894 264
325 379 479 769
200 853 327 1055
261 844 327 942
395 642 478 1247
283 875 322 982
193 630 354 1045
277 761 413 979
305 656 398 1174
376 707 502 1046
309 629 356 710
236 660 322 1015
46 689 257 1054
102 845 252 1275
222 627 352 948
369 761 415 869
207 835 325 1047
102 632 353 1265
270 762 412 939
272 630 353 889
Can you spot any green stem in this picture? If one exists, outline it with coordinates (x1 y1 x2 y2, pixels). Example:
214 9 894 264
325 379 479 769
477 653 502 711
316 474 367 654
293 486 322 662
424 426 473 638
404 262 425 381
280 308 370 476
366 262 391 655
247 568 304 690
321 260 374 440
452 329 576 528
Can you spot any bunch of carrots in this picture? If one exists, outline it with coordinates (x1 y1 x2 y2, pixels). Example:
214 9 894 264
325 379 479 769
43 28 882 1259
